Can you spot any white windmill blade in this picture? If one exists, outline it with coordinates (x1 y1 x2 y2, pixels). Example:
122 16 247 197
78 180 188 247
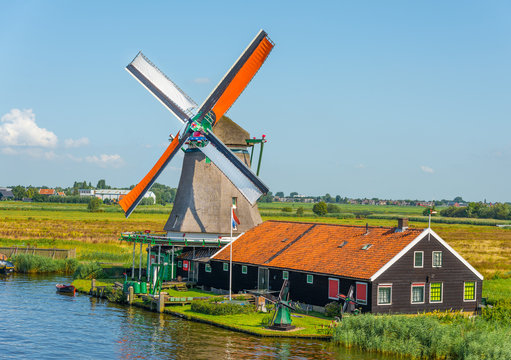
126 52 198 124
199 132 269 205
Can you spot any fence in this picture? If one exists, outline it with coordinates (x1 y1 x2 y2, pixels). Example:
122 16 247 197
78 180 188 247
0 247 76 259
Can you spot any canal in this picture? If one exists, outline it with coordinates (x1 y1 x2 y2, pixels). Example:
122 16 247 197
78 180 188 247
0 274 396 359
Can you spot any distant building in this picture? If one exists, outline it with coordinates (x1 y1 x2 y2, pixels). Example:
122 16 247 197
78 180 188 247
0 188 14 200
79 189 156 203
38 189 56 196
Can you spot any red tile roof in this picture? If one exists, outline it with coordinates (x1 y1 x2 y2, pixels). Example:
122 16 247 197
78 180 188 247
57 192 65 196
38 189 55 195
214 220 424 280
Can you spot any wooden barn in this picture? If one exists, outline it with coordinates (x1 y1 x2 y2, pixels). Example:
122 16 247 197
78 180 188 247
176 219 483 314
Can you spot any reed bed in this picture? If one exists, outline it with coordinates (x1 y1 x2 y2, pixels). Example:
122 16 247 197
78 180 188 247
11 254 78 274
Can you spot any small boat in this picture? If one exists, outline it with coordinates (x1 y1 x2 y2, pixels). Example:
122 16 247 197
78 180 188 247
0 260 14 275
56 284 76 295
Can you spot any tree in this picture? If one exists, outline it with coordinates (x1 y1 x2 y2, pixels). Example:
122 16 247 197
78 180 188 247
258 191 273 203
327 203 340 213
87 197 102 212
290 192 298 198
275 191 285 198
312 201 328 216
96 179 109 189
296 207 304 216
335 195 341 203
453 196 464 203
323 193 333 203
11 185 26 200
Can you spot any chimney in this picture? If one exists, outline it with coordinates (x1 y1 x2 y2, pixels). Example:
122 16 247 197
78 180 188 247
396 218 408 232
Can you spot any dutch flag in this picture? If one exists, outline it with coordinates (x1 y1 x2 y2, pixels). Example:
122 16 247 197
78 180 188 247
231 207 240 230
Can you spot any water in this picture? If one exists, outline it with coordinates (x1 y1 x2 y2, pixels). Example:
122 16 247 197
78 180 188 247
0 274 395 359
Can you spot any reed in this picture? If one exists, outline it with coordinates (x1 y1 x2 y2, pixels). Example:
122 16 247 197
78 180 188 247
11 254 78 274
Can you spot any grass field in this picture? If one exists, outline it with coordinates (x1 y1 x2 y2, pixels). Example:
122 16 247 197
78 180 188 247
1 201 510 278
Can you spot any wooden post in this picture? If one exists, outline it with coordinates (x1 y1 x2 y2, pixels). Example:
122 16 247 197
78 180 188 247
91 278 96 295
158 293 165 313
128 286 134 304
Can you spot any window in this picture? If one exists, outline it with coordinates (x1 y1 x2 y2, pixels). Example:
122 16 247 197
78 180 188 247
307 274 314 284
356 282 368 305
205 264 211 273
433 251 443 267
242 265 247 274
411 283 425 304
464 281 476 301
378 284 392 305
361 244 372 250
223 262 229 271
282 271 289 280
232 197 237 209
430 282 443 303
178 261 182 268
414 251 424 268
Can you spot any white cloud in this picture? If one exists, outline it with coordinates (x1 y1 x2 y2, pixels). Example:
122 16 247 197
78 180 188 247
64 137 89 148
421 165 434 174
0 109 58 147
85 154 124 168
194 77 210 84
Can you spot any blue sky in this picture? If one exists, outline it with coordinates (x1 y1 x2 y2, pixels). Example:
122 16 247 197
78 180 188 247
1 1 510 202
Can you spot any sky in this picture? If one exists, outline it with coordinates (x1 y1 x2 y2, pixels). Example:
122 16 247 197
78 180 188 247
1 1 510 202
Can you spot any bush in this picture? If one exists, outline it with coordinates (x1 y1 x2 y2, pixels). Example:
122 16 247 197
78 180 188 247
296 207 304 216
325 301 342 318
73 261 106 279
281 207 293 212
87 197 102 212
11 254 78 274
327 204 340 213
191 300 256 315
312 201 328 216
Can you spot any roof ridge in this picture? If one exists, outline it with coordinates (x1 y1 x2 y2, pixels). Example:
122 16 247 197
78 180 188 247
265 219 423 231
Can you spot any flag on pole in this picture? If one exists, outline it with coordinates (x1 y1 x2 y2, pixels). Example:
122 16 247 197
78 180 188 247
231 207 240 230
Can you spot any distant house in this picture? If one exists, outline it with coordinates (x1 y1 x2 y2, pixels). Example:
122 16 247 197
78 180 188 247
177 219 483 314
39 189 56 196
57 192 66 196
79 189 155 203
0 188 14 200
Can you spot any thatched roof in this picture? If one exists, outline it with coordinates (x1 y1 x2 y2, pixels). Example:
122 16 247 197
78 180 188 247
212 116 250 147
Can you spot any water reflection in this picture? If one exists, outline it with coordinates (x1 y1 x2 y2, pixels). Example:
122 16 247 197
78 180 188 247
1 274 394 359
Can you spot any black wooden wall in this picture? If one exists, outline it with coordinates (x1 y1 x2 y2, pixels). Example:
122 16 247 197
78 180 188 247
371 234 482 314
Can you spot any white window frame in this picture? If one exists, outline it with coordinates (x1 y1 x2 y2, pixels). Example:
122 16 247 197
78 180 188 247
328 278 339 300
306 274 314 284
355 281 368 305
241 265 247 274
411 282 425 304
282 270 289 280
205 263 212 273
463 281 477 302
377 284 392 305
223 262 229 271
432 251 443 268
414 251 424 268
429 282 443 303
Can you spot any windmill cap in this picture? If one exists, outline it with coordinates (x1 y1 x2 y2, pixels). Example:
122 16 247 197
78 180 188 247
212 116 250 147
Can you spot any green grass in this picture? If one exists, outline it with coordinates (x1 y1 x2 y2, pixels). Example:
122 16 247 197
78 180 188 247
164 288 215 298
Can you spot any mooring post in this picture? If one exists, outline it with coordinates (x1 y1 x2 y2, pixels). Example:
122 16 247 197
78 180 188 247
158 293 165 313
128 286 134 304
91 278 96 295
131 241 136 280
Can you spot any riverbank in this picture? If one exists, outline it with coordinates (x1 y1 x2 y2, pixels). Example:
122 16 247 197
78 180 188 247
72 279 333 339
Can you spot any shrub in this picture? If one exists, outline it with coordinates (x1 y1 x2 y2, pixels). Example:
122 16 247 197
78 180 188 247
87 197 102 212
191 300 256 315
10 254 78 274
281 207 293 213
261 314 274 326
73 261 106 279
327 204 340 213
296 207 304 216
325 301 342 318
312 201 328 216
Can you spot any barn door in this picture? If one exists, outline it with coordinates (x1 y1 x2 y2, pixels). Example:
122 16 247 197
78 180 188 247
258 267 269 291
328 278 340 300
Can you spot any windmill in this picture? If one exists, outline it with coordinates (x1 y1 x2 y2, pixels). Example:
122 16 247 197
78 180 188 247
258 280 296 331
119 30 274 222
338 285 364 317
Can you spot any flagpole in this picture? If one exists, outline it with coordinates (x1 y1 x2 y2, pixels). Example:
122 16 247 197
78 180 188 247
229 204 233 301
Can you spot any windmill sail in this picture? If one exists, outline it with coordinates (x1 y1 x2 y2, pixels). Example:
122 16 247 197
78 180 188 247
126 53 197 123
197 30 274 125
119 132 189 217
200 131 269 205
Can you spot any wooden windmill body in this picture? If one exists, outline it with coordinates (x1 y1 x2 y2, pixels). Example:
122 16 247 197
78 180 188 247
164 116 262 236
